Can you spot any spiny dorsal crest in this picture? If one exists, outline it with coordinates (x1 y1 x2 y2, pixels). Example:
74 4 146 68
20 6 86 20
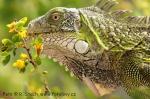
125 16 150 25
94 0 118 11
85 0 150 26
110 10 132 19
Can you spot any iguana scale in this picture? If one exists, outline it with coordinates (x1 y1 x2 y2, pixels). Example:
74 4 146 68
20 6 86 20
27 0 150 97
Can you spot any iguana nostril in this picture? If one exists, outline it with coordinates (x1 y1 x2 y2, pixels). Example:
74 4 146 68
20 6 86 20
28 23 32 28
27 23 33 33
27 20 42 33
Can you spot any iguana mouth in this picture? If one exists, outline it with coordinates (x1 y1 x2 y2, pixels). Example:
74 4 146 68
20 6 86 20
27 29 76 36
27 32 47 36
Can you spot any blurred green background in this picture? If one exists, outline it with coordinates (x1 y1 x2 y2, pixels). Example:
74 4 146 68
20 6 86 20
0 0 150 99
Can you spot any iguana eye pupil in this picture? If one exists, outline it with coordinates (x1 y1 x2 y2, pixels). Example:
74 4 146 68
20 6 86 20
52 13 60 21
54 16 58 20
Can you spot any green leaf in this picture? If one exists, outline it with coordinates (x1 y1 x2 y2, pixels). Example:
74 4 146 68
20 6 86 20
1 39 14 52
1 51 9 56
1 45 14 52
34 56 41 65
2 54 11 66
0 46 8 52
2 39 12 46
19 17 28 25
12 34 22 43
15 17 28 31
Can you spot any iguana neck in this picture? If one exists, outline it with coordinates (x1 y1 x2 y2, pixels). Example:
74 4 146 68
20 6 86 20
80 8 150 51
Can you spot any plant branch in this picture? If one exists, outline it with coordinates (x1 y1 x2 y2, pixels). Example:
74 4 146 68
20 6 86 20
22 39 37 68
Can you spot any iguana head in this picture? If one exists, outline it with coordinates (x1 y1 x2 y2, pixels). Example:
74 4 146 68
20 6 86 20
28 7 81 34
27 7 91 77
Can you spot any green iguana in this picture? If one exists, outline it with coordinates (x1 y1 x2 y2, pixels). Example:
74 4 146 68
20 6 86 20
27 0 150 97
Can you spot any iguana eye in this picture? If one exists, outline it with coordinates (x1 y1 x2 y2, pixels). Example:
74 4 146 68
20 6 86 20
51 13 61 21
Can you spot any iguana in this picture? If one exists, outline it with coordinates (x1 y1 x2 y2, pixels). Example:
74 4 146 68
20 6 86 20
27 0 150 97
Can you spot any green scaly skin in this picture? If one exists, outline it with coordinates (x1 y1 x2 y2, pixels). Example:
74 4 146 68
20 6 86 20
27 0 150 97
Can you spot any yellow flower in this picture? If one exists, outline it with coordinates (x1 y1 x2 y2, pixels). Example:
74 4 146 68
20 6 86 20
20 53 28 59
28 85 43 94
13 59 25 69
34 43 43 56
18 30 27 38
36 88 43 94
7 21 16 33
